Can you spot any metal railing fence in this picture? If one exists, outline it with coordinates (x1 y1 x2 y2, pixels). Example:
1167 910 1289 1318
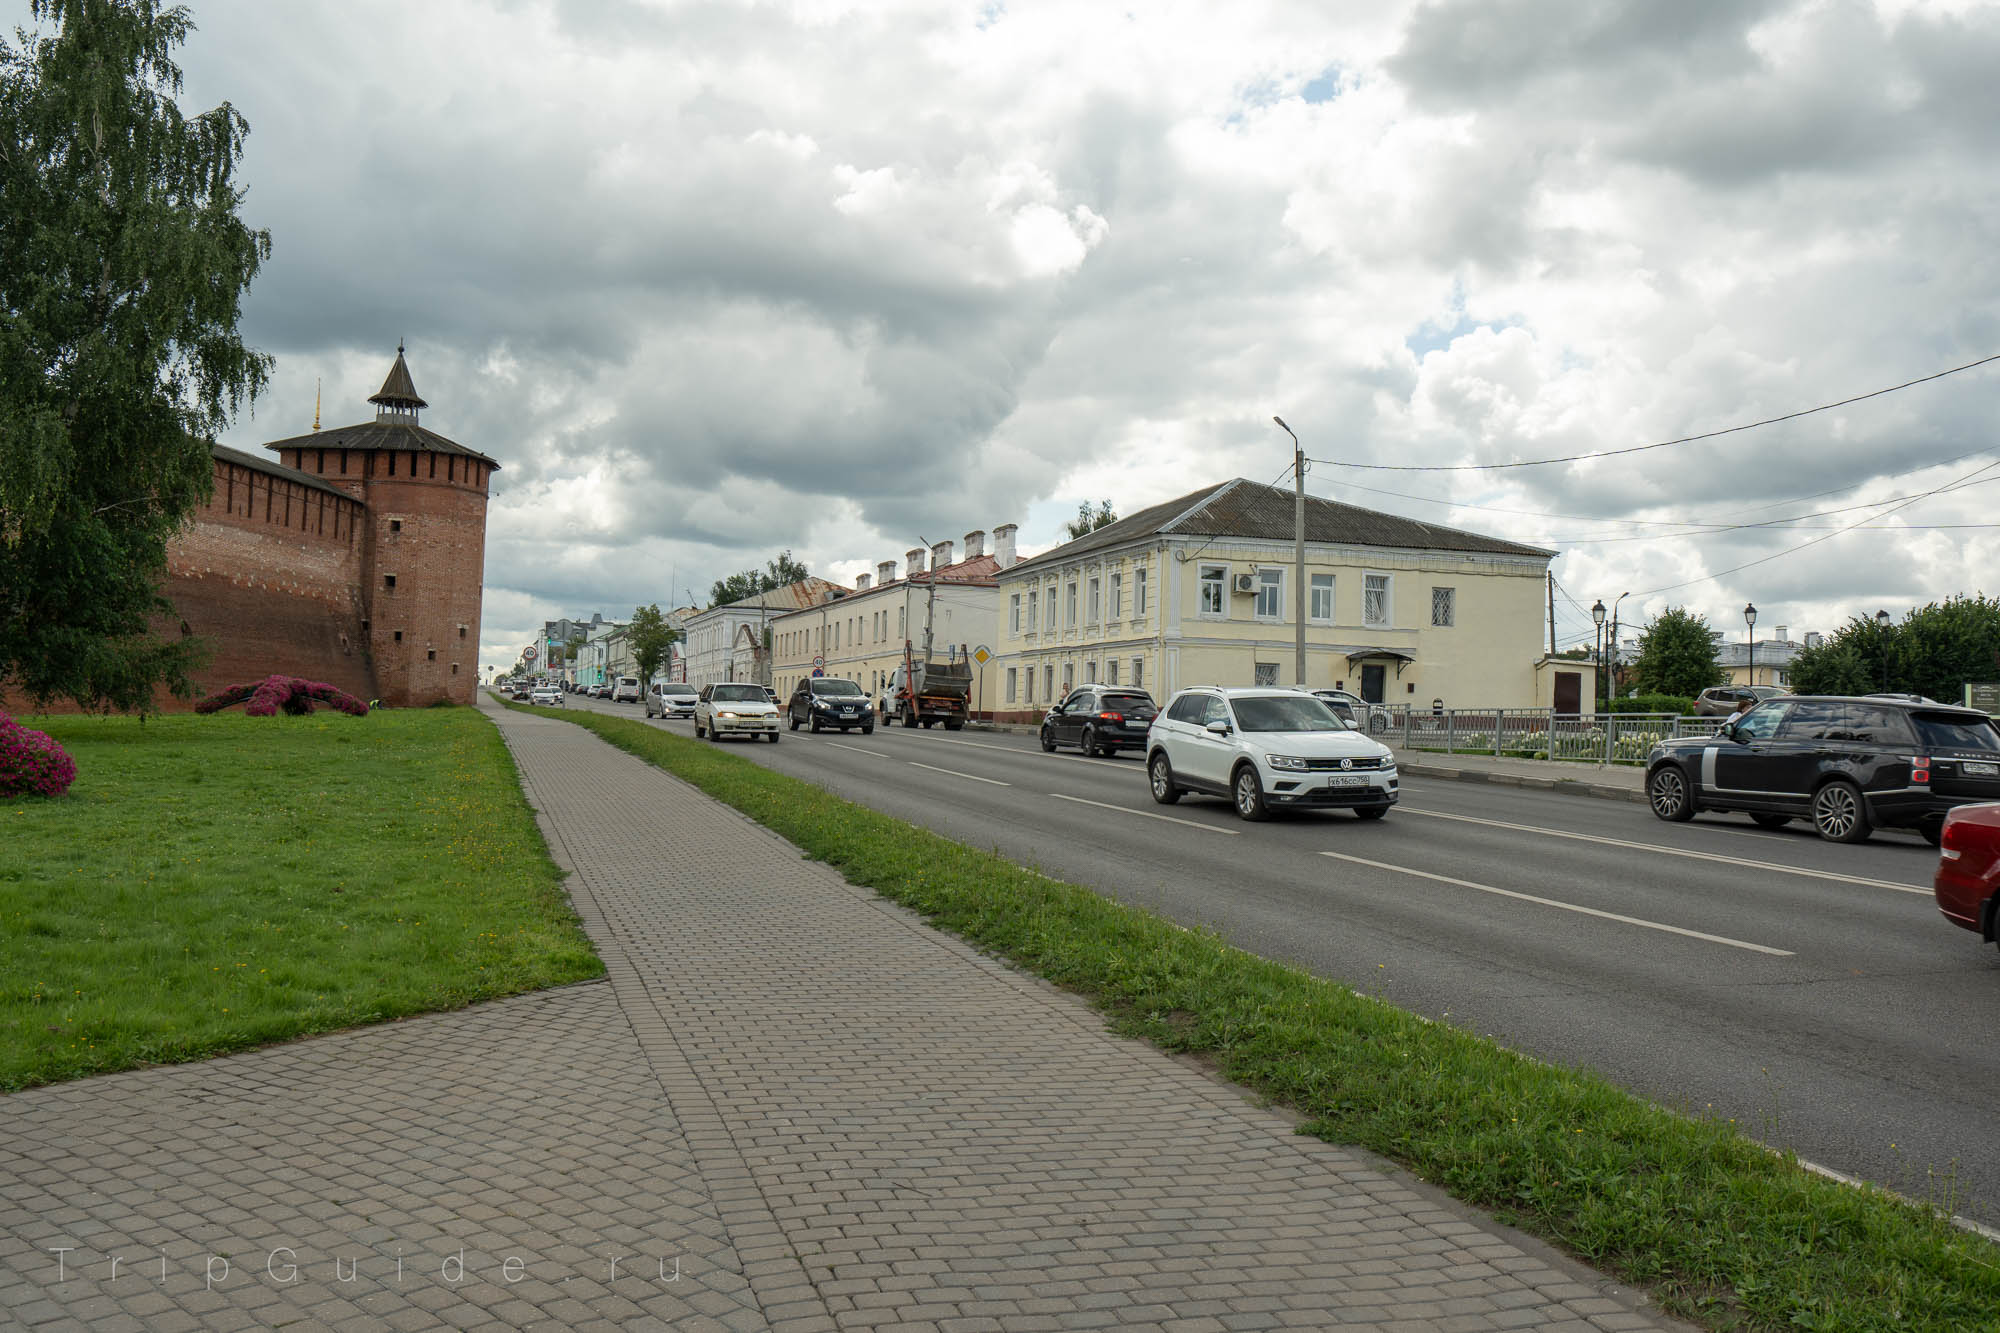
1362 706 1727 765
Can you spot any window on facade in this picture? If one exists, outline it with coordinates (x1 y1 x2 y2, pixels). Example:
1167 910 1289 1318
1066 581 1078 628
1109 572 1122 620
1254 661 1280 686
1026 588 1038 632
1135 567 1148 616
1106 659 1118 684
1132 657 1143 687
899 607 906 637
1044 665 1055 700
1364 574 1390 627
1010 594 1021 634
1310 573 1334 623
1431 586 1455 628
1006 667 1018 702
390 519 403 533
393 630 403 642
1087 577 1101 624
383 574 396 589
459 626 466 638
427 649 437 661
1255 568 1282 619
1062 662 1074 692
1085 660 1096 683
1199 565 1226 615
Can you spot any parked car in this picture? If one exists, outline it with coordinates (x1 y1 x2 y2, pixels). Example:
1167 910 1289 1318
645 681 699 719
529 685 564 706
789 677 875 733
1645 695 2000 843
1040 686 1158 756
1692 685 1790 717
695 682 780 742
1935 803 2000 952
1146 686 1398 821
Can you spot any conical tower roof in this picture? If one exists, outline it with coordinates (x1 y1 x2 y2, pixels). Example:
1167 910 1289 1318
368 342 428 415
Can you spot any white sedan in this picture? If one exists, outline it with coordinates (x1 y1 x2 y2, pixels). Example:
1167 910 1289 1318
694 683 781 742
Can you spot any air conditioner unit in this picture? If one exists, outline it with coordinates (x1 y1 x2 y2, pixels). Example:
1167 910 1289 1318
1231 573 1257 595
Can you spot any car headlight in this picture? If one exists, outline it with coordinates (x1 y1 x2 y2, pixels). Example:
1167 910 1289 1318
1266 754 1310 771
717 710 738 718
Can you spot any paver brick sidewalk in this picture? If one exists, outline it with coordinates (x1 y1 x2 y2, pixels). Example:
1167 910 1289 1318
0 701 1690 1331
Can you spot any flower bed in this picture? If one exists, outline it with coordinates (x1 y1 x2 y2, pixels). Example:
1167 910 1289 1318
0 711 77 798
195 675 370 717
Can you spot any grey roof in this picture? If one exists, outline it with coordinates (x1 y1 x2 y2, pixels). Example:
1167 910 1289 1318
262 419 499 467
1008 478 1554 575
210 444 359 502
369 346 427 410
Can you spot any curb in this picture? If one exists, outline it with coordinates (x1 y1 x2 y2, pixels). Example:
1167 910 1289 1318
1396 759 1649 805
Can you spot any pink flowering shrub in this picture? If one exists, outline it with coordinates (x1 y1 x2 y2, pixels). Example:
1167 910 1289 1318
0 711 77 799
195 675 370 718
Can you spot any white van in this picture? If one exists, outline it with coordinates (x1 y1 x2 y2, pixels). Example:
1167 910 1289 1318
611 676 643 703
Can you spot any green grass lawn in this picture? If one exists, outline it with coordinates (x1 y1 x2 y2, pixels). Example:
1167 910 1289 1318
0 708 602 1091
513 698 2000 1333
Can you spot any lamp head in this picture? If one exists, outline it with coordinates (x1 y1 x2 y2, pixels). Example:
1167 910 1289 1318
1591 599 1606 627
1876 609 1891 630
1744 601 1757 628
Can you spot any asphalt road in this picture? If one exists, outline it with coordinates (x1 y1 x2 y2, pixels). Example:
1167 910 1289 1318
562 694 2000 1228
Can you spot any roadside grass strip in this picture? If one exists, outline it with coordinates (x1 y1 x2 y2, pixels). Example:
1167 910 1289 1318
518 699 1999 1333
0 710 603 1092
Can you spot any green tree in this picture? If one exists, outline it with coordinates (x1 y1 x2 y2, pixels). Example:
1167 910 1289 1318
1630 607 1725 698
1791 597 2000 700
1064 499 1117 540
627 604 676 684
1 0 272 712
710 549 812 607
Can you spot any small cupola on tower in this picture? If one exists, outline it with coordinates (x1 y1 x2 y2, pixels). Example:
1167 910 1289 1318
368 343 428 425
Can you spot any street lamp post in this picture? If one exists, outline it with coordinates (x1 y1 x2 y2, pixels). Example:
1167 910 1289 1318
1876 608 1892 690
1744 602 1758 689
1273 417 1307 688
1609 591 1630 701
1591 599 1606 709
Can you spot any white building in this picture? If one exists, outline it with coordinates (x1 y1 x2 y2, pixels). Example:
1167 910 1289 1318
680 579 848 690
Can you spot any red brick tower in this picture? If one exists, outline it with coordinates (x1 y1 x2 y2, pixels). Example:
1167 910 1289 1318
263 346 497 706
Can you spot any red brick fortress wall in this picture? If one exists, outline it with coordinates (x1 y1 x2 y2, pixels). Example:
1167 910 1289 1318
163 456 377 706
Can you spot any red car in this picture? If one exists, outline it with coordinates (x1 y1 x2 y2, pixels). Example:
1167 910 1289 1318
1935 802 2000 950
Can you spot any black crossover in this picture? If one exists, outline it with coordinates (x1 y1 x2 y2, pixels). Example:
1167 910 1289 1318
1040 686 1158 757
1644 695 2000 844
788 677 875 733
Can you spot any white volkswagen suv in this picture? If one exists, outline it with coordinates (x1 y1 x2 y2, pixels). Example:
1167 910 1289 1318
1146 686 1397 821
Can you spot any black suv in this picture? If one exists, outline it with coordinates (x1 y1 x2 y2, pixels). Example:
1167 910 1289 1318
1040 686 1159 757
1645 695 2000 844
788 677 875 733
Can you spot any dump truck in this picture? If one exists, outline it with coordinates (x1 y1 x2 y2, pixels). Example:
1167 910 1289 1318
887 641 973 730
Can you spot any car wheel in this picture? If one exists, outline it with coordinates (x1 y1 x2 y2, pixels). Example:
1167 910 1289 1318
1232 764 1271 822
767 732 779 744
1040 727 1057 753
1355 806 1388 820
945 720 964 731
1749 813 1793 829
1148 752 1181 805
1081 725 1101 757
902 710 916 728
1647 765 1696 822
1811 780 1872 843
809 715 822 733
861 725 874 735
693 718 704 738
1920 818 1943 848
789 710 800 731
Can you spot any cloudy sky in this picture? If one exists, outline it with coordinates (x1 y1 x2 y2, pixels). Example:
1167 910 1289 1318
27 0 2000 675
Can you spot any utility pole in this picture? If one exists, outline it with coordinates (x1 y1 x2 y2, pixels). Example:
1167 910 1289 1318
1274 417 1306 686
917 536 937 663
1547 575 1556 657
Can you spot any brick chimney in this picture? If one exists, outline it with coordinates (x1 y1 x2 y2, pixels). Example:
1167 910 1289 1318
992 523 1018 568
906 547 927 575
932 539 953 569
962 529 985 559
877 560 897 585
855 573 871 592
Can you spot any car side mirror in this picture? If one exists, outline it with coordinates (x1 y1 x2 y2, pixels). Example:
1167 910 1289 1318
1205 720 1231 736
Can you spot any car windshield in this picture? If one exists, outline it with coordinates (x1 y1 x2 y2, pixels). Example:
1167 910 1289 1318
1911 712 2000 753
1231 696 1341 733
710 685 766 702
661 686 696 697
812 680 865 696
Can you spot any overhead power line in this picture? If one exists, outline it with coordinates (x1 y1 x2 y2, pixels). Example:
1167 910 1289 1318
1306 352 2000 473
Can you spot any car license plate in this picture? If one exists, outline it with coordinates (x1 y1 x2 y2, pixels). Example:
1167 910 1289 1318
1963 761 1998 776
1325 774 1369 789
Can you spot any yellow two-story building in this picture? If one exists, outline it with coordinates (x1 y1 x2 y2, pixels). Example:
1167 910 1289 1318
991 478 1580 722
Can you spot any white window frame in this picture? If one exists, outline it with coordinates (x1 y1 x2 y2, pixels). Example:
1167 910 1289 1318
1253 567 1283 621
1108 572 1122 620
1106 659 1118 684
1010 593 1021 635
1198 564 1227 617
1087 576 1101 625
1310 573 1334 624
1135 567 1148 617
1005 667 1018 702
1066 580 1078 629
1364 572 1392 629
1132 656 1144 688
1431 586 1455 628
1026 588 1037 632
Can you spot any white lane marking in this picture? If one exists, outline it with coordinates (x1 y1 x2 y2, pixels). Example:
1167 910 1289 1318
1049 792 1241 836
1319 851 1794 956
885 731 1137 768
908 761 1011 787
824 742 893 759
1396 807 1930 896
